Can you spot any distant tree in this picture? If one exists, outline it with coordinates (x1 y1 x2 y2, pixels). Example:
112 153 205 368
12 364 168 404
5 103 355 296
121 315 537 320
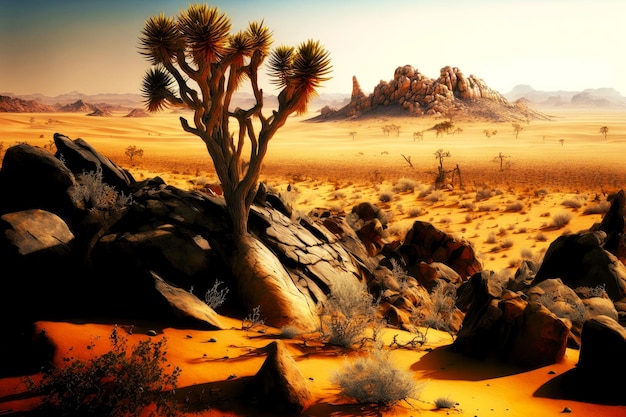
559 138 565 146
413 131 423 142
125 145 144 163
452 127 463 135
483 129 492 138
434 148 451 187
430 120 454 138
600 126 609 140
382 124 400 136
349 131 357 140
494 151 510 171
138 4 331 238
512 123 523 139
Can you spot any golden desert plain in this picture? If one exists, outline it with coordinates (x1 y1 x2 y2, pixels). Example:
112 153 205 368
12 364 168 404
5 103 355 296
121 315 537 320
1 106 626 417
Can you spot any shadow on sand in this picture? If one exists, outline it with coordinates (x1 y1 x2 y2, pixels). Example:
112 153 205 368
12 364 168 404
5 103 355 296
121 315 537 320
534 368 626 406
410 345 541 381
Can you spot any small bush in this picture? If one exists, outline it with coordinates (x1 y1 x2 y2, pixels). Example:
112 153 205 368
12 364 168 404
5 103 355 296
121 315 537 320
321 278 379 348
583 201 610 215
25 325 181 417
551 211 572 228
434 396 457 409
204 279 229 310
242 305 265 331
69 166 133 211
505 201 524 212
332 347 424 405
393 177 419 193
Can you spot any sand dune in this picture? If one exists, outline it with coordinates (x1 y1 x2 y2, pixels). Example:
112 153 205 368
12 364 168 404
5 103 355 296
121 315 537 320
1 108 625 416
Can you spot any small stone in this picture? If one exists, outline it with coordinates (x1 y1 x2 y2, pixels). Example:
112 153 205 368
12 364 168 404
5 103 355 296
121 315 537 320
208 337 217 343
562 406 572 413
146 329 157 336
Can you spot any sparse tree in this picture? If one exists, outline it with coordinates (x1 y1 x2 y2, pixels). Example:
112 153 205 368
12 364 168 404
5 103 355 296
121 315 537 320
412 131 423 141
125 145 144 163
600 126 609 140
512 123 523 139
139 4 331 238
434 148 451 187
483 129 491 138
452 127 463 135
430 120 454 138
349 131 356 140
559 138 565 146
494 151 510 171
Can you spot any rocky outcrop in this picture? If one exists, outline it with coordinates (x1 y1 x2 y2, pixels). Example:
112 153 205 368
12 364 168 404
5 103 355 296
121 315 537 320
452 271 570 367
312 65 548 122
399 221 482 283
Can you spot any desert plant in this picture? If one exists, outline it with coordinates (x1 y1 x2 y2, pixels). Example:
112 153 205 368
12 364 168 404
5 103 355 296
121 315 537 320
494 151 510 171
600 126 608 139
242 305 265 331
349 131 357 140
412 131 423 141
321 278 379 348
512 123 523 138
139 4 331 239
204 279 229 309
25 325 181 417
331 346 424 406
434 396 457 409
551 211 572 228
69 166 133 211
125 145 144 163
413 282 457 337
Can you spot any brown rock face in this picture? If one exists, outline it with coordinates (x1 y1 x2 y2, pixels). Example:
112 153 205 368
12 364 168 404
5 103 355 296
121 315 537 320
399 221 482 281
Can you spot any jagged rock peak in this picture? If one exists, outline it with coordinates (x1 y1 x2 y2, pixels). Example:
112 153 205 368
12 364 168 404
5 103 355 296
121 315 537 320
312 64 548 122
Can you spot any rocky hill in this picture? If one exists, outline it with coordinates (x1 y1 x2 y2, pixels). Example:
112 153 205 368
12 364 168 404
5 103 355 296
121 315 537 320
311 65 548 122
0 95 56 112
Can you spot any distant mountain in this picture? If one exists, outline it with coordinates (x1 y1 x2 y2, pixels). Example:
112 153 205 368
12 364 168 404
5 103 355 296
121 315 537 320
504 85 626 108
0 91 349 114
0 95 56 112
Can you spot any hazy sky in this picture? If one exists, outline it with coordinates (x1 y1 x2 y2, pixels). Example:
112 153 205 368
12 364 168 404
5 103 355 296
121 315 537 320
1 0 625 97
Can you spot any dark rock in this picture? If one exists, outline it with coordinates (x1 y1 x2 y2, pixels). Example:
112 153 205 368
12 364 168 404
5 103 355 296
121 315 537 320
245 341 313 414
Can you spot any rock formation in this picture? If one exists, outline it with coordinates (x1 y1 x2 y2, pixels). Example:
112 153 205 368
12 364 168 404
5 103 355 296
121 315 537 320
312 65 548 122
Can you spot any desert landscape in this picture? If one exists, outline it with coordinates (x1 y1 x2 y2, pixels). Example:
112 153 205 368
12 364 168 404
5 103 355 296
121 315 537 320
1 99 626 416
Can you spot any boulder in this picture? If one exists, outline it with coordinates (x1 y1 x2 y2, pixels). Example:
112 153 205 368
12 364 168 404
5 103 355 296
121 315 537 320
245 341 313 414
400 221 482 280
532 231 626 301
0 143 76 217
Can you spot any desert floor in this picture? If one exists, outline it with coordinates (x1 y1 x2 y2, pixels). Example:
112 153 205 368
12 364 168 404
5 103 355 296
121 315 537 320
1 107 626 416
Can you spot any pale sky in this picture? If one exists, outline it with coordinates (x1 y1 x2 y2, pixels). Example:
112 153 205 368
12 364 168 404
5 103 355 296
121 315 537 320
1 0 624 97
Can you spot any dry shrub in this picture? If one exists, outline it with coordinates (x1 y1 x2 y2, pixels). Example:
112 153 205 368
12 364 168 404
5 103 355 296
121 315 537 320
551 211 573 228
331 347 425 406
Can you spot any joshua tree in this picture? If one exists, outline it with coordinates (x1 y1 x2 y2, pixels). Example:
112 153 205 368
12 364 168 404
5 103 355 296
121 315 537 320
600 126 609 140
512 123 523 139
139 4 331 238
